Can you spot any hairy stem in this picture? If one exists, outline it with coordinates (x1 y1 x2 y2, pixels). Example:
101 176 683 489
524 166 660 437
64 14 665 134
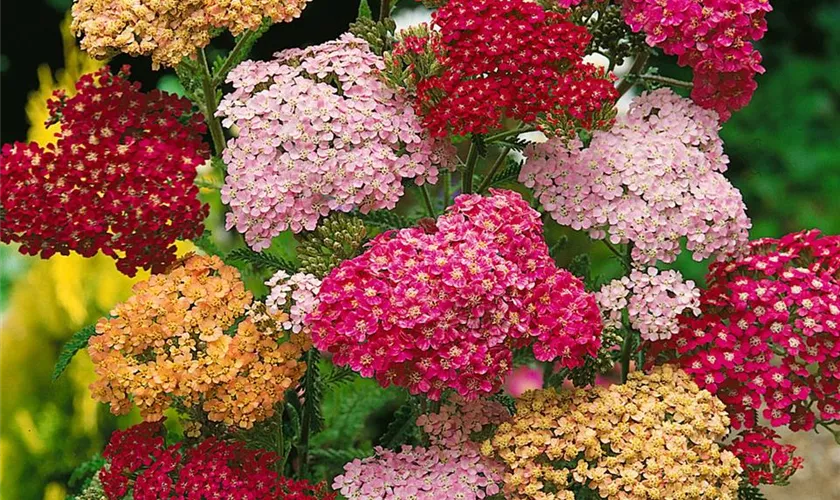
602 239 631 271
638 74 694 89
379 0 392 22
443 171 451 208
419 184 436 218
461 141 479 194
616 51 651 97
212 29 258 87
476 147 511 193
198 48 226 156
486 126 537 144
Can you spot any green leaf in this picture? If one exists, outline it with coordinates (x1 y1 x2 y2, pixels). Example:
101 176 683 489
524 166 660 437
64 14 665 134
490 157 524 186
378 400 417 450
193 231 223 257
67 454 106 491
356 210 416 230
358 0 373 20
53 324 98 381
301 350 325 435
226 247 298 274
323 365 357 388
568 254 592 286
310 447 370 466
737 482 767 500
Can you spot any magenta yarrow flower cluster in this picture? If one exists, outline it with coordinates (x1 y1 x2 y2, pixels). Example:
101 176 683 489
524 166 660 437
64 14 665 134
333 396 508 499
597 268 700 341
650 230 840 434
309 189 603 400
521 89 750 265
622 0 773 120
265 270 322 335
218 34 456 250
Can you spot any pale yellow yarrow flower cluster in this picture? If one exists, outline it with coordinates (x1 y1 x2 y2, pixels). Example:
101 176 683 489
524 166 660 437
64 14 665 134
88 255 310 429
482 365 742 500
71 0 311 69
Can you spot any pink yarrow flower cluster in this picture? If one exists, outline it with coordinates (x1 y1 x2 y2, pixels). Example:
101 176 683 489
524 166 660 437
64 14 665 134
218 34 456 250
265 270 322 335
521 89 750 265
622 0 773 120
308 189 602 400
333 396 508 499
649 230 840 435
597 268 700 341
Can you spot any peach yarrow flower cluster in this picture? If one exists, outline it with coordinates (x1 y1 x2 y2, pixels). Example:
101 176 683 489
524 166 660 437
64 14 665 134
88 255 309 429
482 365 742 499
71 0 311 68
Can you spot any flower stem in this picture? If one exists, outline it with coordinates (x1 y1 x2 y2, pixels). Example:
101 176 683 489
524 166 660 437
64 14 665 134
443 171 451 208
198 48 226 156
485 126 537 144
602 239 631 271
461 141 479 194
379 0 392 22
620 327 635 383
212 29 258 87
476 147 511 193
638 74 694 89
419 184 436 218
617 51 650 97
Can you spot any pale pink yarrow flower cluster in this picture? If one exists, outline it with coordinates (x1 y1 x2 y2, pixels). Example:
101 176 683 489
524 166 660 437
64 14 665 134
597 268 701 341
521 89 751 265
265 270 322 334
333 397 508 499
218 34 456 250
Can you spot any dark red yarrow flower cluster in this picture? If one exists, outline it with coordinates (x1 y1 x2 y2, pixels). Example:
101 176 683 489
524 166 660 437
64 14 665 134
649 230 840 435
0 67 208 276
622 0 773 120
309 189 602 400
727 427 804 486
397 0 617 137
100 422 335 500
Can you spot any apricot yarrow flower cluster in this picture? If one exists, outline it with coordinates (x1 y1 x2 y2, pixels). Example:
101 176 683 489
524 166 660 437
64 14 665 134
597 267 700 341
265 270 322 335
333 396 508 499
309 189 603 399
521 89 750 265
1 67 207 276
392 0 617 137
71 0 311 68
100 422 335 500
89 255 309 428
649 230 840 434
482 365 742 499
218 34 456 250
622 0 773 119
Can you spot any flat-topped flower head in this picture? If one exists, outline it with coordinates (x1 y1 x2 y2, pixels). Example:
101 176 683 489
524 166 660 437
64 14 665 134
522 89 751 265
483 365 742 499
309 189 602 399
89 255 310 428
1 67 208 276
218 34 456 250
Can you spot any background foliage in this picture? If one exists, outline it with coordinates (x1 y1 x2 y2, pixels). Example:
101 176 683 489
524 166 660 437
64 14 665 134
0 0 838 498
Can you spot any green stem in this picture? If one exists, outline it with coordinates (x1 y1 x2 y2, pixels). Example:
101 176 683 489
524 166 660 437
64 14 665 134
197 48 226 156
212 29 258 87
620 328 635 383
442 171 451 208
419 184 436 218
638 74 694 89
476 147 511 193
602 239 631 271
485 126 537 144
616 51 651 97
379 0 392 22
195 178 223 190
461 141 479 194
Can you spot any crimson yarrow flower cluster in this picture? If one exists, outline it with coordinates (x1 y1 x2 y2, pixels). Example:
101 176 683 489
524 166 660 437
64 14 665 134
650 230 840 434
394 0 617 137
597 267 700 341
727 426 804 486
309 189 603 399
521 89 750 265
0 67 207 276
100 422 335 500
333 396 508 499
218 34 455 250
622 0 773 119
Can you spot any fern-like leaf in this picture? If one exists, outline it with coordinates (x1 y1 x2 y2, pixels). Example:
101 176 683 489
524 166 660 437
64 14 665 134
67 454 106 490
192 231 223 257
226 247 297 274
378 399 417 450
490 157 524 186
53 324 98 381
310 447 370 466
324 365 357 388
737 482 767 500
494 136 533 151
356 210 415 230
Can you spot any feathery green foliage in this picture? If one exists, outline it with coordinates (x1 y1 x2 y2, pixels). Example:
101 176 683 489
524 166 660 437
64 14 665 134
356 210 416 231
52 324 98 381
737 482 767 500
378 399 418 450
226 247 298 274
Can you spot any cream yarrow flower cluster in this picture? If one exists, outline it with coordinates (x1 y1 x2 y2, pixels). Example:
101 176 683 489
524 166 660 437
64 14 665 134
88 255 310 428
483 365 742 499
71 0 310 68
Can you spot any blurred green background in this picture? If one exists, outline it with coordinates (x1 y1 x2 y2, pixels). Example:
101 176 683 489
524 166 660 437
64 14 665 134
1 1 838 499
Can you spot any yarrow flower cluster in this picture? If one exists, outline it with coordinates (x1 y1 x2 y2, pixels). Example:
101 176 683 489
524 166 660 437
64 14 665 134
727 427 804 486
649 230 840 433
89 255 310 428
100 422 335 500
333 396 508 499
390 0 618 137
482 365 743 499
622 0 773 119
218 34 456 250
521 89 750 265
71 0 311 68
265 270 322 335
1 67 207 276
597 267 700 341
309 189 602 399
